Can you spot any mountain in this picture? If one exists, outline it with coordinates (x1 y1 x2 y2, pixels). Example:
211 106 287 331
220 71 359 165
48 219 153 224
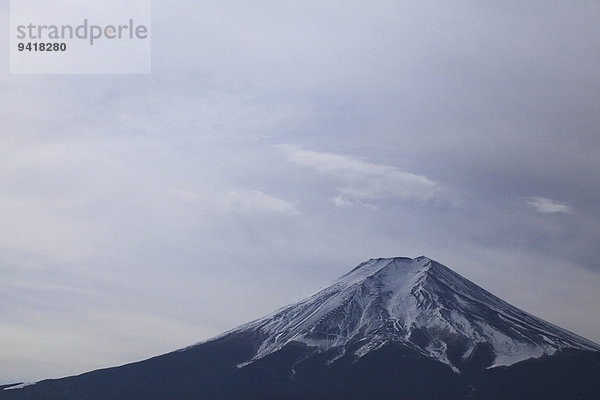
2 256 600 399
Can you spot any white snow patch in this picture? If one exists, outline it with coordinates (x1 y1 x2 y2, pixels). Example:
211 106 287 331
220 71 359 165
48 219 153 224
4 382 36 390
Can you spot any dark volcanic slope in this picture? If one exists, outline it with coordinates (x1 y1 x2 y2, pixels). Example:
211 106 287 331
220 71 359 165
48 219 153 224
3 256 599 400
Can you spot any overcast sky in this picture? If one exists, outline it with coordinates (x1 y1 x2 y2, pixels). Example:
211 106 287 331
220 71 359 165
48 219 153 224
1 0 599 383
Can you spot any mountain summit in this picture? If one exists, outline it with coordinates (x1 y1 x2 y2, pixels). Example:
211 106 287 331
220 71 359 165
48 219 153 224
3 256 600 399
229 256 598 372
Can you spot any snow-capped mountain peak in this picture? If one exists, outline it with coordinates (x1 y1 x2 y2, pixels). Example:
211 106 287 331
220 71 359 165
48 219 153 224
5 256 600 399
231 256 599 372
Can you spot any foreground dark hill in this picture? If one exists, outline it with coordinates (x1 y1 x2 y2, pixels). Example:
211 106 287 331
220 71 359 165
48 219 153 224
3 257 600 399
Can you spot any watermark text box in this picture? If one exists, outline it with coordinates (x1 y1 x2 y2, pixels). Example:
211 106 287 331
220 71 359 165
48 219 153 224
10 0 151 74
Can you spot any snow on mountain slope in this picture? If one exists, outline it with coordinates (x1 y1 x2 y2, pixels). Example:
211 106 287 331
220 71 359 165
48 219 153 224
222 257 599 372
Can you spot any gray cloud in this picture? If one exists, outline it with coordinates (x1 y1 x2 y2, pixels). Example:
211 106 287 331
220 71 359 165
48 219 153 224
172 189 298 215
279 145 438 207
527 197 573 214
